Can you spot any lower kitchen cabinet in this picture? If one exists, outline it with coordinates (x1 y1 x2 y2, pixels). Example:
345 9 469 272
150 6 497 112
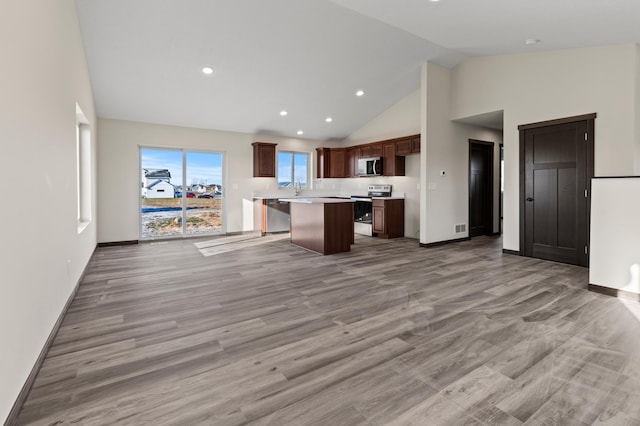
372 198 404 238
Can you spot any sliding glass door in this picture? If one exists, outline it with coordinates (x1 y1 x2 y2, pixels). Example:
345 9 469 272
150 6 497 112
185 151 223 236
140 148 183 239
140 147 224 239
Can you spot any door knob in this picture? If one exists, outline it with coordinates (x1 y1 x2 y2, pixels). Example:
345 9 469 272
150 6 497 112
526 197 534 202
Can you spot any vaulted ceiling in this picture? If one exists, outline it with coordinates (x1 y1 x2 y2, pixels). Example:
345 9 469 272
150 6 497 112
76 0 640 140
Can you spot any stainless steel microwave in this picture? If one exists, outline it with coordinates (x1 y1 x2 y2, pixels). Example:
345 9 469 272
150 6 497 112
358 157 382 177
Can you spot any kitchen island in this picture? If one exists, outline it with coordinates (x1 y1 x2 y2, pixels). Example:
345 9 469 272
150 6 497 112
281 198 354 255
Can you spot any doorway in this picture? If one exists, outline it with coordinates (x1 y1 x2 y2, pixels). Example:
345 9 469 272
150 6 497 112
468 140 494 237
519 113 595 267
140 147 225 239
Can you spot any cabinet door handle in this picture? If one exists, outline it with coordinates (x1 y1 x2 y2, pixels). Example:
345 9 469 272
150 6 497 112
526 197 534 202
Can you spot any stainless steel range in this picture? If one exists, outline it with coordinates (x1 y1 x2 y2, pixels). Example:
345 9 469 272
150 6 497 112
351 185 392 236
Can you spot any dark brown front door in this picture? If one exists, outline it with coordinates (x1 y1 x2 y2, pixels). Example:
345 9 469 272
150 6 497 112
519 114 595 267
469 141 494 237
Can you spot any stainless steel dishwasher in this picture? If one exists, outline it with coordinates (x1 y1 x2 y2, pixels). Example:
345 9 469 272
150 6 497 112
254 198 290 234
266 199 290 233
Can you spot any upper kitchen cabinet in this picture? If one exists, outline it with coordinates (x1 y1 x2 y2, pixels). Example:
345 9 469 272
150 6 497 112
347 146 361 177
252 142 277 177
330 148 346 178
383 143 405 176
316 147 346 179
361 143 383 158
316 133 418 178
396 134 420 156
411 135 421 154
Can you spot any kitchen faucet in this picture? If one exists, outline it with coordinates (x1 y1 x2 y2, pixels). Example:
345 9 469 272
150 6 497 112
294 181 302 196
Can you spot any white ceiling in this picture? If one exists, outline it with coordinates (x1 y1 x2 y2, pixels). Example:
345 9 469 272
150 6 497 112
76 0 640 140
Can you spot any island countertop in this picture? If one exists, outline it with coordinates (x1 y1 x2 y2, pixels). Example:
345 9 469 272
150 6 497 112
287 198 354 255
279 197 355 204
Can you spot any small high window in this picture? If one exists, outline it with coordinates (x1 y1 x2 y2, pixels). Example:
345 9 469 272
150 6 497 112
76 104 91 232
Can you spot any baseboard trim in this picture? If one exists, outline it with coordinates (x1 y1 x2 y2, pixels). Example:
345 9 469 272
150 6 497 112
502 249 520 256
588 284 640 302
100 232 262 247
226 231 263 237
97 240 139 247
420 237 471 248
4 245 96 426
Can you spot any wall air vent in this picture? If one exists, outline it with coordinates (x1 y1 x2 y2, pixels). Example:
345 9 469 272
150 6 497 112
455 224 466 234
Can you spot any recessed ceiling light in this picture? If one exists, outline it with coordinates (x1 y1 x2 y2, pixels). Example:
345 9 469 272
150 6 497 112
356 90 365 97
280 110 288 116
325 117 333 123
297 130 304 135
525 38 541 45
201 66 214 75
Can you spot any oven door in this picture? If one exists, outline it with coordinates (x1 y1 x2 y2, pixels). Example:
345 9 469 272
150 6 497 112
353 198 373 236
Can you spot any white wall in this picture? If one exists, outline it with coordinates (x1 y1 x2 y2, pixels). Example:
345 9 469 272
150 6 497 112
340 89 422 238
0 0 97 421
449 44 639 251
98 89 426 242
590 178 640 293
98 119 332 243
344 89 421 145
422 63 503 244
635 44 640 174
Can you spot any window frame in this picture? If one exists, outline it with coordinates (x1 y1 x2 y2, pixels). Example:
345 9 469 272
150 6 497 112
277 150 311 190
138 146 227 240
76 104 91 233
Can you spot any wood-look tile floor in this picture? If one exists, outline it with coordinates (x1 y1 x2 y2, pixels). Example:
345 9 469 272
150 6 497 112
15 235 640 425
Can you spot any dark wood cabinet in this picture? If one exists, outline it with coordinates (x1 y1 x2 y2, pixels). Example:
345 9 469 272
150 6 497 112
316 134 418 178
330 148 346 178
383 143 405 176
317 147 347 178
290 200 354 255
395 138 412 156
372 204 386 234
347 147 361 177
316 148 329 179
361 143 382 158
252 142 277 177
411 136 421 154
372 198 404 238
395 135 420 156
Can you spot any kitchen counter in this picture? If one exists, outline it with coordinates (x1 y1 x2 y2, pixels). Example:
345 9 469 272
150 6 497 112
286 198 354 255
280 197 355 204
